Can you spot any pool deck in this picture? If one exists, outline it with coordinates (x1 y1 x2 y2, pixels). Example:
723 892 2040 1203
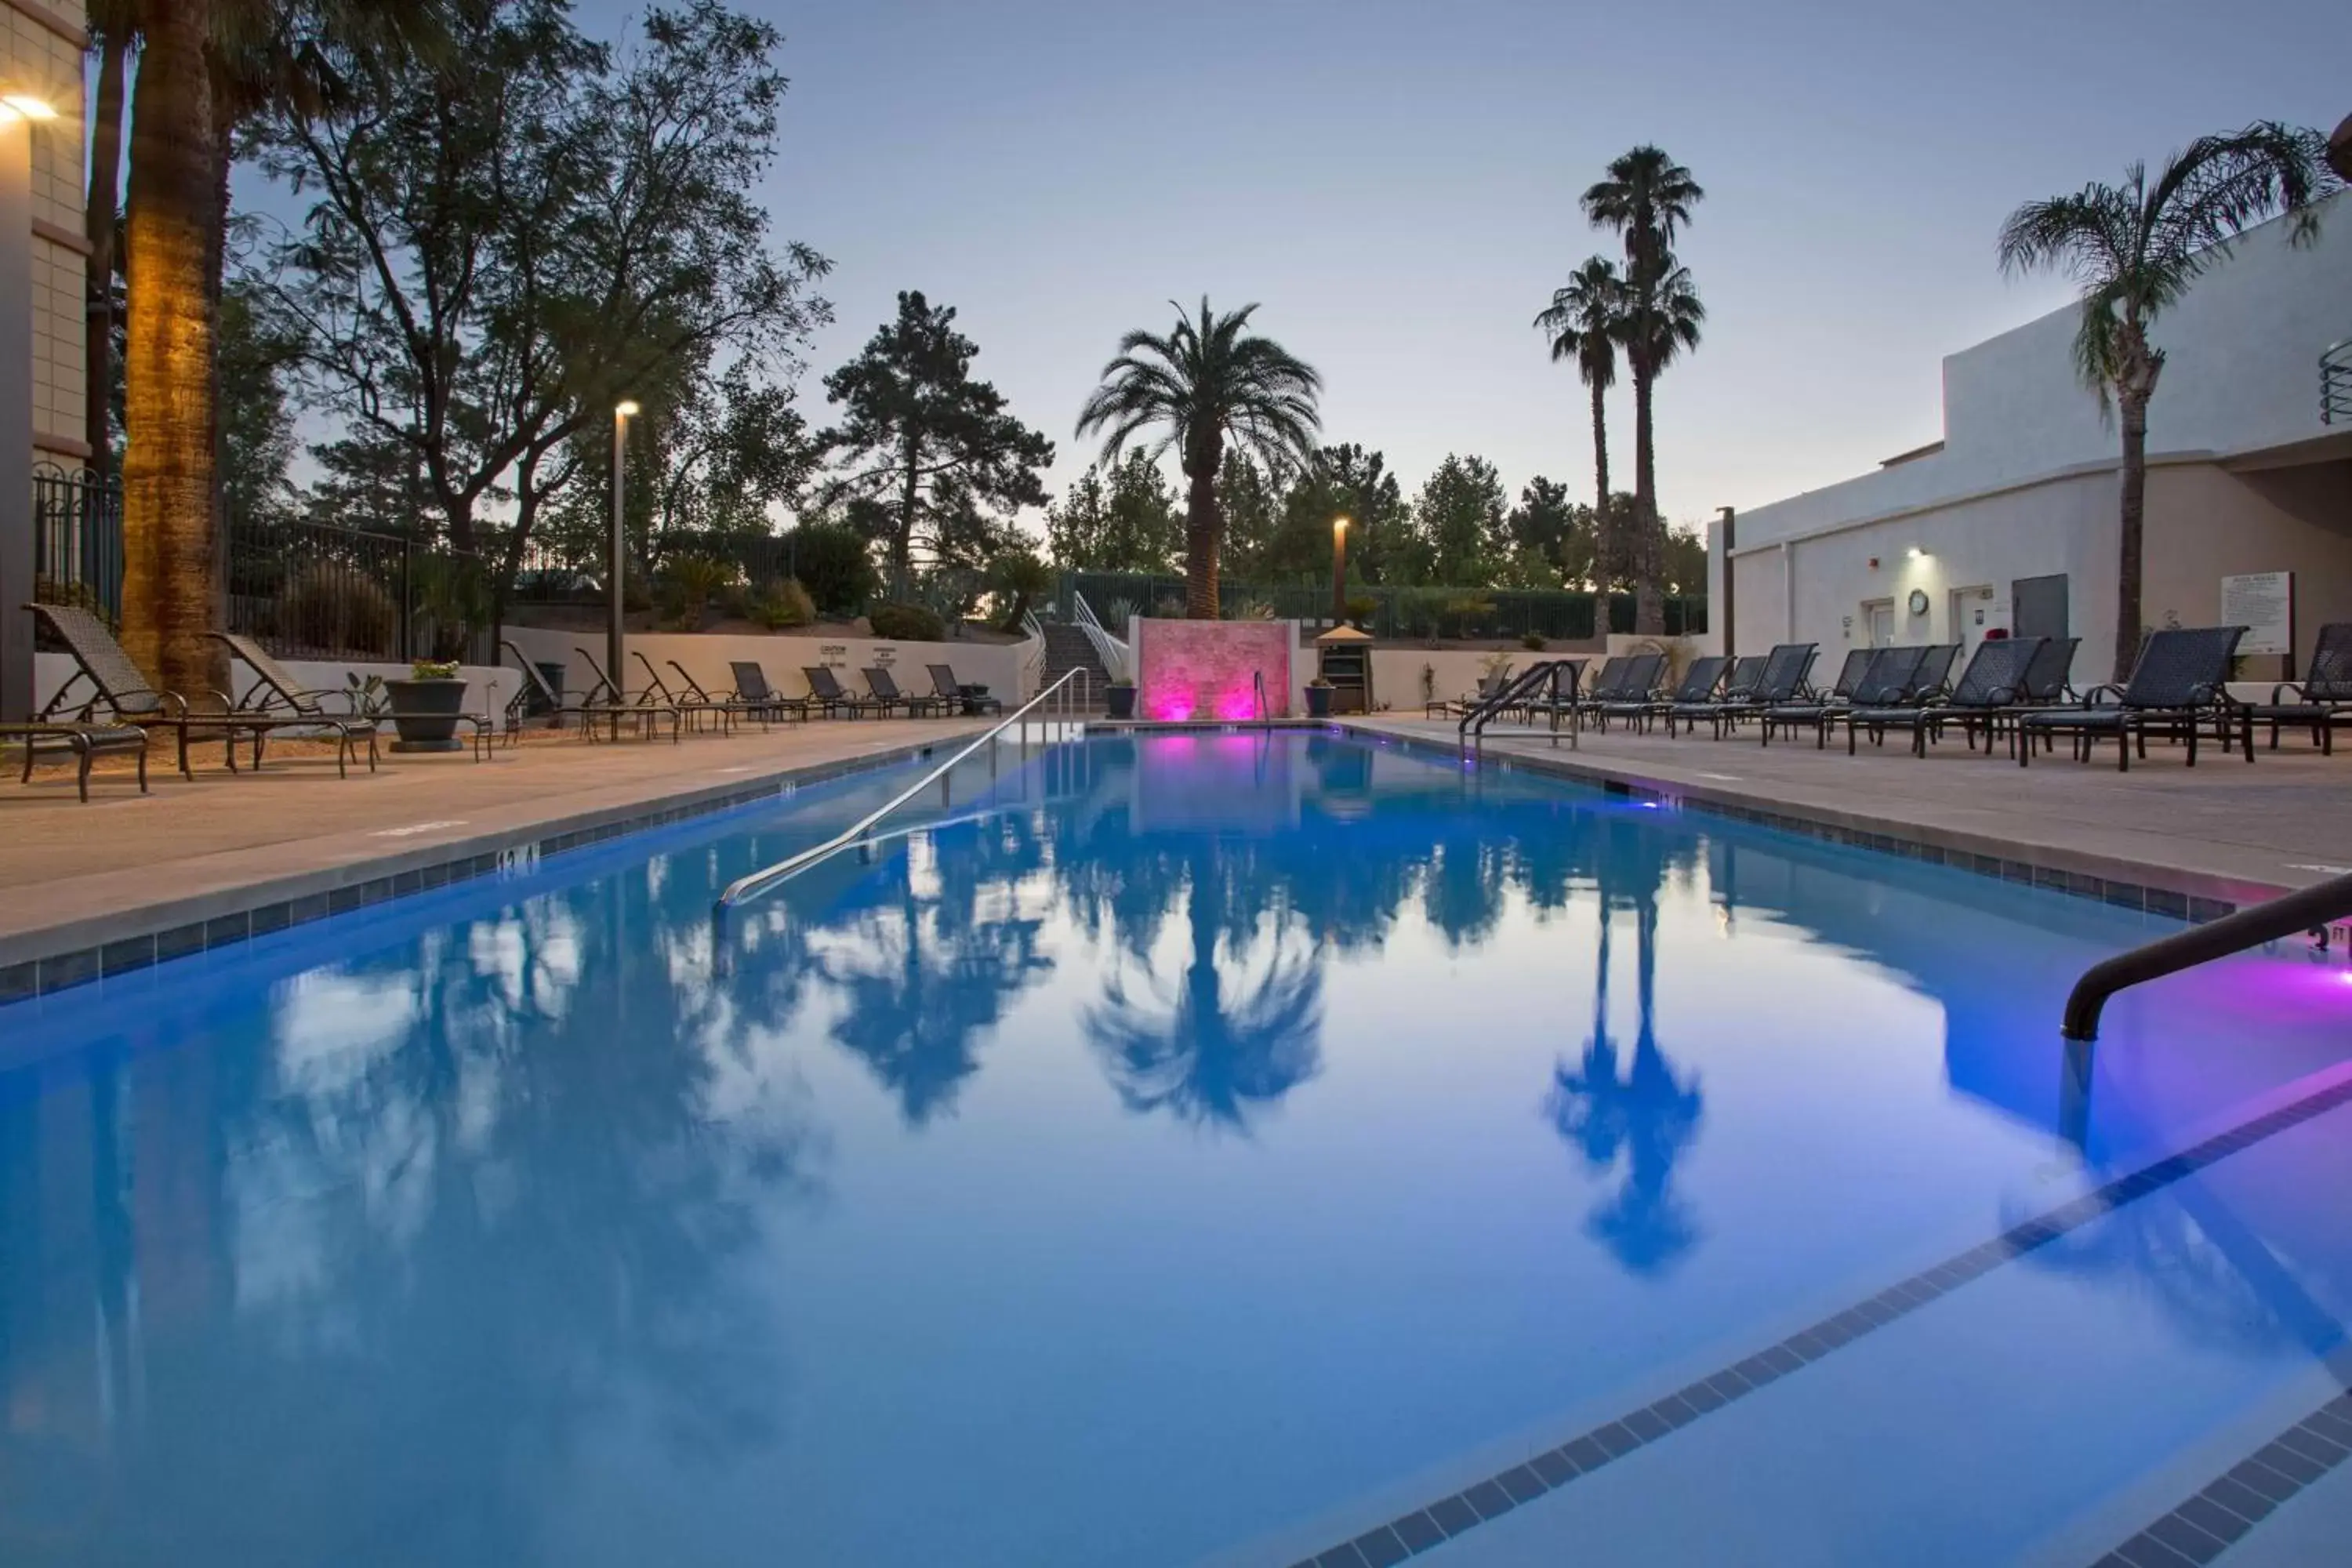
0 717 986 991
1345 715 2351 912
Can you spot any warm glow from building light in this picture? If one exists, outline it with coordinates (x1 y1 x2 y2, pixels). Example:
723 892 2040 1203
1334 516 1349 536
615 400 641 418
1907 546 1928 560
0 94 60 122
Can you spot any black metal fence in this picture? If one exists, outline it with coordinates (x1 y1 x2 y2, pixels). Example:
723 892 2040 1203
33 463 123 624
227 514 492 664
1057 570 1707 642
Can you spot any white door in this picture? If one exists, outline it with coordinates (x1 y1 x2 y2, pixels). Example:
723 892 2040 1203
1951 586 1998 660
1864 601 1895 646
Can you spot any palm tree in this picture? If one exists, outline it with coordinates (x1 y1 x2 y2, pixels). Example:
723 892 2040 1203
1534 256 1627 594
1076 298 1321 619
85 2 136 470
1583 147 1704 635
1998 122 2335 681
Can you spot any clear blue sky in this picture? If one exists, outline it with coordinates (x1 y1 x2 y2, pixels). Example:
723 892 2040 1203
578 0 2347 528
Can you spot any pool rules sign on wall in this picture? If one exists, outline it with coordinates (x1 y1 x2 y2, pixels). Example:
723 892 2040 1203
2221 571 2293 656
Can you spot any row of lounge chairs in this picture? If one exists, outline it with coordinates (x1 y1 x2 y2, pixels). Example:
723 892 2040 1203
9 601 1004 801
1456 622 2352 771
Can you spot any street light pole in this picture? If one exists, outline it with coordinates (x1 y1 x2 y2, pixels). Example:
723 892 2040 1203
608 399 637 700
1330 516 1349 628
0 93 58 724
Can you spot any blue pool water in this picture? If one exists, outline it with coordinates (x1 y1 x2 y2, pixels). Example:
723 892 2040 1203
3 730 2350 1566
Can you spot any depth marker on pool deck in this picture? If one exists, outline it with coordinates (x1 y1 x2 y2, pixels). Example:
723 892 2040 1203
1284 1070 2352 1568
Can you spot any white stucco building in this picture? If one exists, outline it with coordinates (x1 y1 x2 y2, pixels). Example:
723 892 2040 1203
1708 194 2352 685
5 0 88 469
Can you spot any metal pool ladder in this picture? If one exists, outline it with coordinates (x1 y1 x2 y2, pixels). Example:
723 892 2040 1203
2061 869 2352 1040
713 667 1089 917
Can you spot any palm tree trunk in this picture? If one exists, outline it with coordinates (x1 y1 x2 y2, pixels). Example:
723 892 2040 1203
122 0 224 699
1630 365 1664 636
85 34 128 472
2114 391 2149 682
1184 461 1220 619
1588 378 1612 596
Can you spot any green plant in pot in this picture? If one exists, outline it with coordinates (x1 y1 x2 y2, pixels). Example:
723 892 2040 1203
1305 674 1334 717
385 657 470 753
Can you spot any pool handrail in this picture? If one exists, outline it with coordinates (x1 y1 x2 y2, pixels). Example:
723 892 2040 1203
2061 869 2352 1040
713 666 1087 915
1460 659 1581 750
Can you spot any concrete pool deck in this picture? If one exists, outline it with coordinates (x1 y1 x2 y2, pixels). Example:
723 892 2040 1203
1348 715 2351 912
0 717 989 993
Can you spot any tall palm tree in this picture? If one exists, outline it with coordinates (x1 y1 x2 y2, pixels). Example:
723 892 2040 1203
1534 256 1627 594
1583 147 1704 635
1076 298 1321 619
1998 122 2335 681
85 2 137 470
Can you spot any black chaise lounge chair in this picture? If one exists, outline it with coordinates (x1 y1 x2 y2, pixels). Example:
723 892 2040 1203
1624 656 1729 735
664 659 793 731
629 652 739 734
1586 653 1667 731
804 666 892 719
571 647 684 742
1757 646 1879 748
4 722 149 800
929 664 1003 716
2016 626 2249 771
726 662 815 725
501 639 665 739
1674 644 1816 739
1428 670 1512 719
1848 637 2042 757
216 631 496 762
33 603 376 778
864 666 946 718
1832 644 1961 753
1666 655 1763 737
2238 623 2352 755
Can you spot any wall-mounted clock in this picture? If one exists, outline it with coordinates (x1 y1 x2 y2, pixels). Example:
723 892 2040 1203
1907 589 1930 616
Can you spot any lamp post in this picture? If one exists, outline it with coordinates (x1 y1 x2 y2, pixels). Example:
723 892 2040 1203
0 91 59 724
1330 515 1349 628
608 399 638 699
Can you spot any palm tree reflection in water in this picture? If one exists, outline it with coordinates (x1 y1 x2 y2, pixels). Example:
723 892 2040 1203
1548 822 1706 1275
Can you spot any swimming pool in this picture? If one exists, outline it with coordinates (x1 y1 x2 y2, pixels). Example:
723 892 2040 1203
2 729 2347 1566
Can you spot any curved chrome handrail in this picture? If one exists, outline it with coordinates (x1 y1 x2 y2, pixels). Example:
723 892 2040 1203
714 667 1086 914
1072 591 1131 683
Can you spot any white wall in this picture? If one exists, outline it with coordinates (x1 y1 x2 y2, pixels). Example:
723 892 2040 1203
34 652 512 720
502 627 1031 708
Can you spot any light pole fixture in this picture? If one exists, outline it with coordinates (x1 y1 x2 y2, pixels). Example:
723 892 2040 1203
0 89 56 724
1330 516 1350 626
608 400 639 700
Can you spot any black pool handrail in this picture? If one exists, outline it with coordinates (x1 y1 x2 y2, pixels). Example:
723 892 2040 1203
2062 869 2352 1040
1459 659 1581 750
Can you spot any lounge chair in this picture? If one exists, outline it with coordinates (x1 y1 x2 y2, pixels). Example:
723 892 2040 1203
500 640 666 739
629 652 739 734
2238 623 2352 755
1847 637 2042 757
1428 670 1512 719
1622 656 1729 735
660 659 790 731
1665 655 1763 737
727 662 815 725
804 666 892 719
1757 647 1879 748
215 631 495 762
2019 636 2080 704
1586 653 1668 731
32 603 376 778
4 722 149 801
2016 626 2249 771
1672 644 1817 739
572 647 684 742
1832 644 1961 754
864 666 946 718
929 663 1003 717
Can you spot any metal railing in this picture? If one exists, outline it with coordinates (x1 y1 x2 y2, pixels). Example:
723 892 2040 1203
714 667 1091 916
2325 336 2352 426
1459 659 1582 753
1071 590 1131 682
2061 870 2352 1040
227 514 492 665
32 464 122 624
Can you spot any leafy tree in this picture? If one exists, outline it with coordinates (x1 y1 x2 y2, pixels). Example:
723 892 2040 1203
252 0 829 604
1534 256 1627 594
1584 147 1705 635
1661 525 1709 596
986 549 1054 632
1505 476 1599 589
1412 454 1509 587
1076 297 1322 618
219 278 303 534
1998 122 2335 678
787 521 879 615
818 290 1054 577
1044 468 1108 572
1214 452 1282 577
1041 451 1180 572
1319 444 1410 584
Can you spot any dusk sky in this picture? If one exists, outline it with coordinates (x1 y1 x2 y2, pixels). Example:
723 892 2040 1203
573 0 2342 532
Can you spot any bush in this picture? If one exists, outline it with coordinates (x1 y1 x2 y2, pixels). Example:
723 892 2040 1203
1344 593 1378 631
790 522 878 615
866 601 946 642
1521 631 1547 651
282 562 397 656
749 577 816 630
659 553 736 630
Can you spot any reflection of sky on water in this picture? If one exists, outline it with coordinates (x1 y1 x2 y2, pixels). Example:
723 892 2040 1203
2 731 2348 1567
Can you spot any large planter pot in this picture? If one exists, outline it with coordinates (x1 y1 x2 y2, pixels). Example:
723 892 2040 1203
1105 684 1137 721
385 677 468 753
1305 684 1333 717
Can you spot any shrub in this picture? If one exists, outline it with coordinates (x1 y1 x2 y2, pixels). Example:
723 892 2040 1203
985 549 1054 632
283 562 397 656
1521 631 1547 651
659 553 736 630
1344 593 1378 631
790 523 879 615
866 601 946 642
749 577 816 630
